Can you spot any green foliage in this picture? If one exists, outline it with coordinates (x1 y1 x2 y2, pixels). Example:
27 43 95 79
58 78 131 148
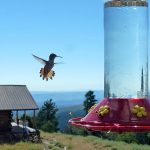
36 99 59 132
41 120 58 132
20 114 33 127
134 132 150 144
83 90 97 114
100 132 150 145
64 125 88 136
116 133 137 143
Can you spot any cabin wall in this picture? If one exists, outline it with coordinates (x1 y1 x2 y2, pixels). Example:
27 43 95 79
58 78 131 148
0 111 11 132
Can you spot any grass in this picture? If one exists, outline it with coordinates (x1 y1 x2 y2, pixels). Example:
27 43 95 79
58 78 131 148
41 132 150 150
0 132 150 150
0 142 43 150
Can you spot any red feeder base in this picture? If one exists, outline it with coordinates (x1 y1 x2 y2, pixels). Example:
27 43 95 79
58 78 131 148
69 98 150 132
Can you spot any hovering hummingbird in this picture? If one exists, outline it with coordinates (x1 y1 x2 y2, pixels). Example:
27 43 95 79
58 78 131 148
32 53 62 81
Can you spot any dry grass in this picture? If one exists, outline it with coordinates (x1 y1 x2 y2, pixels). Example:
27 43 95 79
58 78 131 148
0 132 150 150
41 132 150 150
0 142 43 150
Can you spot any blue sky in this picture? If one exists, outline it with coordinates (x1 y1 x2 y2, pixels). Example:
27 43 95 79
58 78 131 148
0 0 104 91
1 1 150 92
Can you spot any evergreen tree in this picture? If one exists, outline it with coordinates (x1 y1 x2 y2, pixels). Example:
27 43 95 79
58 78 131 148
83 90 97 114
36 99 59 132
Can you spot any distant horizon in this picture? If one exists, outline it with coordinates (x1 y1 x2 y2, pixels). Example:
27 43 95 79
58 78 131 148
0 84 104 93
31 89 104 93
31 89 104 108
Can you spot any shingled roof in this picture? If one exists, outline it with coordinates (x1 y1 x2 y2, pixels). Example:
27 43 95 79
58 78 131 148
0 85 38 110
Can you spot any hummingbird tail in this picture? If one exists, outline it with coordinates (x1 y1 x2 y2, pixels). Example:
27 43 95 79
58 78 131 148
39 68 55 81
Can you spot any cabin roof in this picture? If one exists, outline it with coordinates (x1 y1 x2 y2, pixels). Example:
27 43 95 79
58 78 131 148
0 85 38 110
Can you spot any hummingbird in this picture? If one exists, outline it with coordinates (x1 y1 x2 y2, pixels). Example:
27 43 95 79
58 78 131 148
32 53 62 81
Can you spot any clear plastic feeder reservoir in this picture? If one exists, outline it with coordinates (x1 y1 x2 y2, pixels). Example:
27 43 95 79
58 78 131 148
104 0 149 99
69 0 150 132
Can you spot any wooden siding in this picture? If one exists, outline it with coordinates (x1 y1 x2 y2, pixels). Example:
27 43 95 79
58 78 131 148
0 111 11 132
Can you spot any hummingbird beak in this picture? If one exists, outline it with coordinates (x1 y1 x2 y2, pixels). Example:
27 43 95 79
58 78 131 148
56 55 63 58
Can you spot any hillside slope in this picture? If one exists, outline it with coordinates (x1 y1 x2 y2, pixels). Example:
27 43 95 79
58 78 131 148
0 132 150 150
57 105 85 131
41 132 150 150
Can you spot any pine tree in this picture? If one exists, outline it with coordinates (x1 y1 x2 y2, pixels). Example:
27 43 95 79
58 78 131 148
36 99 59 132
83 90 97 114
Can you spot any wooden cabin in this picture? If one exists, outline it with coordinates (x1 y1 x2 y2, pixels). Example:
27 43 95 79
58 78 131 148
0 85 39 133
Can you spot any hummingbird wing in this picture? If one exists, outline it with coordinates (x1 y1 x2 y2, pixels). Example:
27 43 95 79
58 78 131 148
32 54 47 65
54 62 64 64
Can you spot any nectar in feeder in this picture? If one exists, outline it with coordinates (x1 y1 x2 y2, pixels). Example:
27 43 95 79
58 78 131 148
69 0 150 132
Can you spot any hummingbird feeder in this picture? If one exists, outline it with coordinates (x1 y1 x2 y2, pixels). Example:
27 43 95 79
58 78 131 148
69 0 150 132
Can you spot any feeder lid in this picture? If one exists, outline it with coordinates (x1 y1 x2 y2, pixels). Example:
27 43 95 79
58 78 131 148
105 0 148 7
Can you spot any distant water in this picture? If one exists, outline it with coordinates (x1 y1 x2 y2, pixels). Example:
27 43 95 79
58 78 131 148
31 91 104 108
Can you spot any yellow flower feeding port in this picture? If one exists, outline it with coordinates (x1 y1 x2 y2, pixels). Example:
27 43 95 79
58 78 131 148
96 105 110 117
132 105 147 118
